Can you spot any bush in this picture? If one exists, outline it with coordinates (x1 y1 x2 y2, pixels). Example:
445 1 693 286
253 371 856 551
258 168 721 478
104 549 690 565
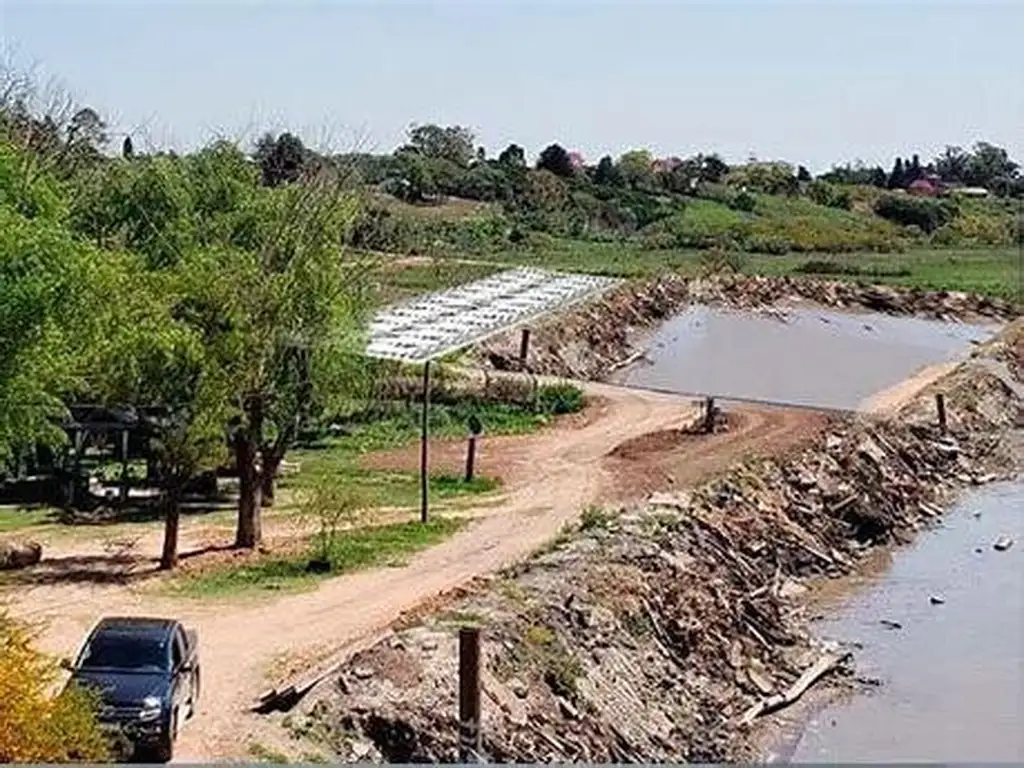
536 383 585 415
873 194 954 233
744 233 792 254
730 190 757 212
0 612 110 762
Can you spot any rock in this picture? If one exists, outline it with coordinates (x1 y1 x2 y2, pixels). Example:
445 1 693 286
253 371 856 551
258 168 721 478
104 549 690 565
421 638 439 652
0 539 42 570
993 535 1014 552
352 665 374 680
778 579 809 599
929 594 946 605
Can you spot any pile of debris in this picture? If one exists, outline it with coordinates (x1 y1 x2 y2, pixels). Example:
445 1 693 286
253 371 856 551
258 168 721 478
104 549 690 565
475 274 1019 380
296 356 1021 763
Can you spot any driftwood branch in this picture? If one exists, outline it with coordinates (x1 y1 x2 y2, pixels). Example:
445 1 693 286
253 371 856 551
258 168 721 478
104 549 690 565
739 650 850 725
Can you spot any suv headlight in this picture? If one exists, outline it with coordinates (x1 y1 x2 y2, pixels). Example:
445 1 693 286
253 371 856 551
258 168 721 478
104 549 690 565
139 696 162 722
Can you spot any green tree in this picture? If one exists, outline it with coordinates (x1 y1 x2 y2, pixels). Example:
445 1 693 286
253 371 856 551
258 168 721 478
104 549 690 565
406 124 476 168
965 142 1020 190
616 149 655 189
254 132 308 187
178 172 373 548
536 143 574 178
593 155 623 187
497 143 527 169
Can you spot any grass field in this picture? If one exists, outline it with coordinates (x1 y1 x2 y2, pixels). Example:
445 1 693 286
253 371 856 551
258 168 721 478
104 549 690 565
388 242 1019 302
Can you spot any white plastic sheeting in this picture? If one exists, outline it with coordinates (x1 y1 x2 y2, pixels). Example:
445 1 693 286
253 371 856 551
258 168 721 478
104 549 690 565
365 267 621 363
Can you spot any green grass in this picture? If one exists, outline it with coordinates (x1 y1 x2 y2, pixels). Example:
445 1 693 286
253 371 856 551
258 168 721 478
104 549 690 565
170 517 465 597
0 505 58 533
281 401 561 508
432 240 1017 301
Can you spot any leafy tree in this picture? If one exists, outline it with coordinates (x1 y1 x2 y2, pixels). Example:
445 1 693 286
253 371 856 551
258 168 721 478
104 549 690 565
122 135 134 159
617 149 655 189
0 611 110 761
965 141 1020 189
406 124 476 168
593 155 623 187
254 132 308 187
497 143 526 169
536 143 574 178
389 148 437 202
180 172 373 547
934 145 970 184
699 154 730 184
887 157 905 189
797 165 812 182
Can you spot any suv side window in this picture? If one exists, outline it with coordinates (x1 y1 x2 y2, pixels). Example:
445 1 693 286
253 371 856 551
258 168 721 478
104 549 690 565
171 631 184 670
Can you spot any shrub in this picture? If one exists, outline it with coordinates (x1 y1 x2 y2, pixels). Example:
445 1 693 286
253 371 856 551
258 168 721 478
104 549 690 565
730 190 757 212
873 194 954 233
536 383 584 415
0 612 110 762
743 233 792 255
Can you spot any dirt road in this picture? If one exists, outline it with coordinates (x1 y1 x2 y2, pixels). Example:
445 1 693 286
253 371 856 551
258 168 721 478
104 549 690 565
3 382 835 760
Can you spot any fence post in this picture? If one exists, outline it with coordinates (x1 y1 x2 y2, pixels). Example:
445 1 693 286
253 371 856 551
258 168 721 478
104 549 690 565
465 435 477 483
518 328 531 369
704 396 716 434
458 627 482 762
935 393 947 434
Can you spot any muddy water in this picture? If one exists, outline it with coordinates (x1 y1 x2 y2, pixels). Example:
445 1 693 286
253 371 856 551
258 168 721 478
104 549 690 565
779 481 1024 763
615 307 997 410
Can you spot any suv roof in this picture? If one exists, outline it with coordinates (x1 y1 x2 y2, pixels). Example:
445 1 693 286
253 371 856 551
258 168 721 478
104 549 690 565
92 617 177 640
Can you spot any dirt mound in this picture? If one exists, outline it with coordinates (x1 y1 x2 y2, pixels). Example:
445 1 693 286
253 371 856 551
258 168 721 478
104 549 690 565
475 273 1019 380
296 333 1022 763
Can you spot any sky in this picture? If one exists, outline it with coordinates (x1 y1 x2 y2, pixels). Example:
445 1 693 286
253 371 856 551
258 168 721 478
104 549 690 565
0 1 1021 172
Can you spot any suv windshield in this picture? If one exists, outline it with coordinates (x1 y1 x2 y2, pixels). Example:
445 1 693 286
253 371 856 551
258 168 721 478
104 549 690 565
79 633 168 672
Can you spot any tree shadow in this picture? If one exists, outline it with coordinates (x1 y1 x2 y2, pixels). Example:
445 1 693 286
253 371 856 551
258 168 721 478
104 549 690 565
5 543 240 587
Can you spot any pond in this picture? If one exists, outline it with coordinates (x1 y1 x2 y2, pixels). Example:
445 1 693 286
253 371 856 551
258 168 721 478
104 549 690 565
613 306 998 410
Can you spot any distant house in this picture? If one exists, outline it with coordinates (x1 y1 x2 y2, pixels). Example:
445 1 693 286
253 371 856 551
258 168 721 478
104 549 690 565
652 157 682 174
908 178 939 197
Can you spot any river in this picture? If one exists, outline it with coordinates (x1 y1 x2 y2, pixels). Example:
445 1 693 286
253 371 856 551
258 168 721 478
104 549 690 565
772 481 1024 763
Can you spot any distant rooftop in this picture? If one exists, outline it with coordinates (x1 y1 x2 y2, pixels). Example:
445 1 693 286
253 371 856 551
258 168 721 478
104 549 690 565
365 267 621 363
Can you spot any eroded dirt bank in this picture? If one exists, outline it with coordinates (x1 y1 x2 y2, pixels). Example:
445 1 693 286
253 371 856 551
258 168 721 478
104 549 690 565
476 273 1018 381
291 321 1023 763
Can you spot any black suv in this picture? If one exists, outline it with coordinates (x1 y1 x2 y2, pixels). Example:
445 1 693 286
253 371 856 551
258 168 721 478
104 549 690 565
64 616 200 762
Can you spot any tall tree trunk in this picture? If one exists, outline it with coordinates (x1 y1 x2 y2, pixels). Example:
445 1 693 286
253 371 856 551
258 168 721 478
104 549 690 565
160 486 181 571
235 397 265 549
234 437 262 548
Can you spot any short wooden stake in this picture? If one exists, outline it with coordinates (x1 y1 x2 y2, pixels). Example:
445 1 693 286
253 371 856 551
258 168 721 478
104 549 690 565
704 396 716 434
936 393 947 434
458 627 482 762
518 328 531 368
465 435 477 482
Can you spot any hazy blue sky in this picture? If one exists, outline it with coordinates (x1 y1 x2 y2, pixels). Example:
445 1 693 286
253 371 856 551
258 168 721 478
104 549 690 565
1 1 1021 171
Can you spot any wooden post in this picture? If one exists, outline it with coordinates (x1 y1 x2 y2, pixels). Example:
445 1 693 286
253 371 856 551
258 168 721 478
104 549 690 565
518 328 531 368
465 435 477 483
420 361 431 524
704 396 716 434
119 429 130 506
936 393 947 434
458 627 482 762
